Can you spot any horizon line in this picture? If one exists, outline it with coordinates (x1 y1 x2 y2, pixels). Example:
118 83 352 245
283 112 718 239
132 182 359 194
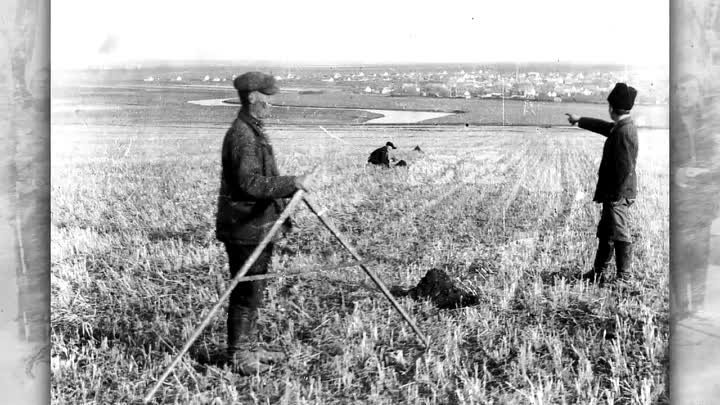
55 58 669 71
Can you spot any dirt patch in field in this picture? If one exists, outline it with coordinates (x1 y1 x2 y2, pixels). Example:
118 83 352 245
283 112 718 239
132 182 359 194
390 269 479 309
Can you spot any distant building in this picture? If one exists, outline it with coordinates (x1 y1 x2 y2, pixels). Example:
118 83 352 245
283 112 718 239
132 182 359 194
176 76 182 81
212 77 221 82
400 83 421 95
517 82 536 97
143 76 154 82
364 86 373 93
203 75 210 82
381 87 393 95
425 83 451 97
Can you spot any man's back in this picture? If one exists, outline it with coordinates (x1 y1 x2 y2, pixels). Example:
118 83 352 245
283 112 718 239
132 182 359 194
593 117 638 202
368 146 390 167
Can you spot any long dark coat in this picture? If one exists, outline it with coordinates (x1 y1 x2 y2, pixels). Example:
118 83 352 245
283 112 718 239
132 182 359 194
578 116 639 203
669 106 720 313
215 110 297 244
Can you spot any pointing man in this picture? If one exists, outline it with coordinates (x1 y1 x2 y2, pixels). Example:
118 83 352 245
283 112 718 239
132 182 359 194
566 83 639 284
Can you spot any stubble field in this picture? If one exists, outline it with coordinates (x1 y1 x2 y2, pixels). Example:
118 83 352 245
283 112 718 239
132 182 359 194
51 87 669 404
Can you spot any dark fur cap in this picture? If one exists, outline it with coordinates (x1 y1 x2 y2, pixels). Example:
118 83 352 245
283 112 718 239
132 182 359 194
607 83 637 111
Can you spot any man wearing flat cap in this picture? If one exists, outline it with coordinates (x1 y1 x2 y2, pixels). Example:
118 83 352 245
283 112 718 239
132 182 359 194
368 141 397 168
566 83 639 284
216 71 315 374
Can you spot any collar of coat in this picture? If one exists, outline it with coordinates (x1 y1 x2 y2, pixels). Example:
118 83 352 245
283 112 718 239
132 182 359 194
235 109 273 148
236 109 265 133
612 115 633 131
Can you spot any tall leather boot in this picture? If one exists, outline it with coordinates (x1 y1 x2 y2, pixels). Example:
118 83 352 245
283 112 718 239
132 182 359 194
582 238 614 284
226 305 285 375
226 305 268 375
614 241 632 281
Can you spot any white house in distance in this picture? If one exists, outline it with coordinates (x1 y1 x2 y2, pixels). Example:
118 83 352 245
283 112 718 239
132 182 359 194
517 82 537 98
364 86 372 93
212 77 221 82
143 76 154 82
176 76 182 81
381 86 392 95
203 75 210 82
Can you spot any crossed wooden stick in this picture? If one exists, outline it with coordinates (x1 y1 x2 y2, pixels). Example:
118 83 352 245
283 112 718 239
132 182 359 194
143 190 428 403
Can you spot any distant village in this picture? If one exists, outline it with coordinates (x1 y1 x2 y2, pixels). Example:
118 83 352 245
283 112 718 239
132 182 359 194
139 65 669 105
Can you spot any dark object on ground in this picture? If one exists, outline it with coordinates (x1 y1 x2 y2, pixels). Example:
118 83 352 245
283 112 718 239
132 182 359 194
368 141 397 167
395 160 408 167
413 145 423 153
390 269 479 309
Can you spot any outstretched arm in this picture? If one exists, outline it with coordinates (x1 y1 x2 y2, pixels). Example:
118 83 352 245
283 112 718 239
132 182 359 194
566 113 614 137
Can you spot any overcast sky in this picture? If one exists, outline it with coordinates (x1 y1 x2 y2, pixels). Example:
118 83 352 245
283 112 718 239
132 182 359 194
52 0 669 69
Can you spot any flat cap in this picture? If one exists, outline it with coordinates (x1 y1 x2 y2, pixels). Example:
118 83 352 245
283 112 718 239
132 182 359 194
607 83 637 111
233 71 279 95
386 141 397 149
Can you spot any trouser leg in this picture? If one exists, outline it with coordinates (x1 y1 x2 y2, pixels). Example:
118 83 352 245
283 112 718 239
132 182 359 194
583 238 614 282
224 243 273 353
614 241 632 280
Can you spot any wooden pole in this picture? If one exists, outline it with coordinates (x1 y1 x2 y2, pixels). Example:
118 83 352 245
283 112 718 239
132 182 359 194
302 194 429 348
143 190 305 403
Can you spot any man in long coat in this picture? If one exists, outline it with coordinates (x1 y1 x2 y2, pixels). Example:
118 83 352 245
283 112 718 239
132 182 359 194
670 73 720 319
216 72 313 374
566 83 640 284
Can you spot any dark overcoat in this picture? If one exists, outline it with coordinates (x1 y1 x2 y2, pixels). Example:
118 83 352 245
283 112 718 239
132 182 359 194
578 116 639 203
368 146 390 167
216 110 297 244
